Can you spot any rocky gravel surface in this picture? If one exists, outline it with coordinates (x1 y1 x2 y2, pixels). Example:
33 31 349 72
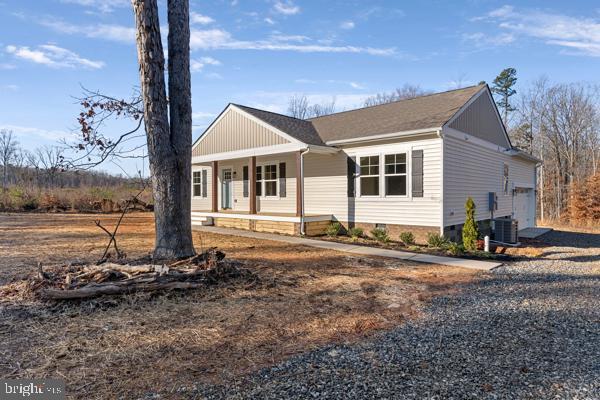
191 229 599 399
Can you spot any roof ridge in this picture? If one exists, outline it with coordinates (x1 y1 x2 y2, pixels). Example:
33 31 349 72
233 103 312 124
307 84 486 121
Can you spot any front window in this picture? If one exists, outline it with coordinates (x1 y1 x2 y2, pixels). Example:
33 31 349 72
385 153 407 196
264 164 278 197
360 156 379 196
192 171 201 197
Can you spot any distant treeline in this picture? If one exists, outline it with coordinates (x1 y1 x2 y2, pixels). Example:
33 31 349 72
0 130 151 212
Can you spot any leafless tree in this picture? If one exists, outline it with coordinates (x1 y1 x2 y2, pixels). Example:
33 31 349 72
131 0 195 259
0 129 18 190
33 146 64 187
287 94 336 119
363 84 431 107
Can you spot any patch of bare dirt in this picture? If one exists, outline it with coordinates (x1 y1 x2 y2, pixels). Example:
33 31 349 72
0 213 478 399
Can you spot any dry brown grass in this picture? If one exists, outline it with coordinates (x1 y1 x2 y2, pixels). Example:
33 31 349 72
0 213 478 399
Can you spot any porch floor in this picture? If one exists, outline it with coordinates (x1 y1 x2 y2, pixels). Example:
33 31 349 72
194 210 329 218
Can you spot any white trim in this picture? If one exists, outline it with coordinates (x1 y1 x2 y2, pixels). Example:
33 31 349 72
192 143 305 163
325 128 440 146
443 127 510 154
439 137 445 234
192 169 203 198
192 143 336 164
219 165 234 210
513 181 535 189
357 154 381 197
191 211 331 223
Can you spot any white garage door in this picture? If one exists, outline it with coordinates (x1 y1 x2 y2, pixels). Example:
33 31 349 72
513 188 534 229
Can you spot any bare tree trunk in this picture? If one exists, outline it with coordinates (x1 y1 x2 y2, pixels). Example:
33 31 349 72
132 0 195 259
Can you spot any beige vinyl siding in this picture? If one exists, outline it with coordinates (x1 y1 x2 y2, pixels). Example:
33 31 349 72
191 164 212 211
304 136 443 227
449 91 511 148
193 108 290 157
443 133 535 226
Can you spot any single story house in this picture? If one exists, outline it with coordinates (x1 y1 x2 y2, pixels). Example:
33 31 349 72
190 84 539 242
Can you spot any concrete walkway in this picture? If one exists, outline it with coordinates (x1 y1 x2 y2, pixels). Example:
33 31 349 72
195 226 503 271
518 227 553 239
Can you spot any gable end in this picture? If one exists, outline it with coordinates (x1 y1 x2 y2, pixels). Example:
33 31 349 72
446 88 511 149
192 107 292 157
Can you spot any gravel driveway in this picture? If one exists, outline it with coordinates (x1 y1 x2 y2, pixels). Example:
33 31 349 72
192 229 599 399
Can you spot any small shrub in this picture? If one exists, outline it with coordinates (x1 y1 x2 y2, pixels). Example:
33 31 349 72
22 196 39 211
462 197 480 251
408 245 420 252
399 231 415 245
446 241 464 256
325 222 342 237
427 232 449 248
348 227 364 239
370 227 390 243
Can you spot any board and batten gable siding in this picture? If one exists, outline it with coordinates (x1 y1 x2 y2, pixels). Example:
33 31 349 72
448 90 511 149
442 130 535 227
193 108 290 157
303 135 443 227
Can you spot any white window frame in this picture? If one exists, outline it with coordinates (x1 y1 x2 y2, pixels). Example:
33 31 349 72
358 154 380 197
192 170 202 198
384 152 408 197
256 161 280 199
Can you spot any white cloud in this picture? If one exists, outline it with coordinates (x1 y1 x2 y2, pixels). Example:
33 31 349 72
190 28 395 56
340 21 355 30
264 17 276 25
190 12 214 25
5 44 104 69
273 1 300 16
349 81 365 89
462 32 515 47
39 18 135 43
190 56 222 72
60 0 129 13
0 62 16 69
0 124 73 141
475 6 600 57
2 84 19 91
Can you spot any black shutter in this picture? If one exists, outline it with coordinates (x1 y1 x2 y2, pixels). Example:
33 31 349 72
242 166 249 197
412 150 423 197
347 156 357 197
279 162 286 197
202 169 208 197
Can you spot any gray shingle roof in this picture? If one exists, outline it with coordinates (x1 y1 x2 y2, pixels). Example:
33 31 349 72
308 85 485 142
234 85 485 146
233 104 326 146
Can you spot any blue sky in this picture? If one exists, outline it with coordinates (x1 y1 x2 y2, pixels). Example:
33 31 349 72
1 0 599 175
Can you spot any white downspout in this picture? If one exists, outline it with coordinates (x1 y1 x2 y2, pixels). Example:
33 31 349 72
299 147 311 235
437 128 444 236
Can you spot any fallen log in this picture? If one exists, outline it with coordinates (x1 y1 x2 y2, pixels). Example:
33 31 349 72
41 281 207 300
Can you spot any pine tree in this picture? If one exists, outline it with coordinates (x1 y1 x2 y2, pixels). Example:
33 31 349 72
462 197 479 251
492 68 517 123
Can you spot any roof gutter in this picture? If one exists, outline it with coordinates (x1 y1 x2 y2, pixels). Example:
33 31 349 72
325 127 441 146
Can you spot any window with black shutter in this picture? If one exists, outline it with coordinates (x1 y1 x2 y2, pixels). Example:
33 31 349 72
347 156 357 197
411 150 423 197
243 166 249 197
279 162 286 197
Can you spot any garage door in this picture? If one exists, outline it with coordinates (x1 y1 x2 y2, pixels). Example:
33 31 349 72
513 188 534 229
